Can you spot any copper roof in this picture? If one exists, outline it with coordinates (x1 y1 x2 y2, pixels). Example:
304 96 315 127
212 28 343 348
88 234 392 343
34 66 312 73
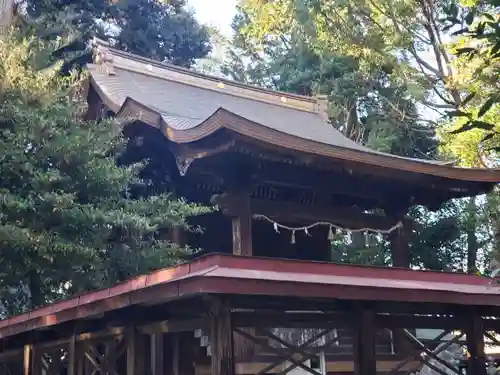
86 39 500 183
1 254 500 339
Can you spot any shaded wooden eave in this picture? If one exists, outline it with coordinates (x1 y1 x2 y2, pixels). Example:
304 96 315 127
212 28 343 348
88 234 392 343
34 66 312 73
87 75 500 193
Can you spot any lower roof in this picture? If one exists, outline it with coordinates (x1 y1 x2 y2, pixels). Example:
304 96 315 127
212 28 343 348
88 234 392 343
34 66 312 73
0 254 499 340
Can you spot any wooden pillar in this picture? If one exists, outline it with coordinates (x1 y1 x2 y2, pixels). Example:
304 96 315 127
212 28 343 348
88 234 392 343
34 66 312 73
389 224 410 268
126 327 146 375
151 333 164 375
231 195 252 256
212 192 253 256
126 327 136 375
388 218 414 357
23 345 31 375
209 298 235 375
466 314 486 375
171 332 195 375
353 309 376 375
67 334 76 375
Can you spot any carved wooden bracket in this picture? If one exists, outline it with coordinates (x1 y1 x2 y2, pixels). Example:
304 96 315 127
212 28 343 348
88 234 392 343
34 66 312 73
171 140 235 177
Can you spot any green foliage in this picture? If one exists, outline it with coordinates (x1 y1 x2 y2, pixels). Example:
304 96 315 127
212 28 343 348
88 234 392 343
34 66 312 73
224 5 438 159
0 34 212 316
20 0 212 72
444 0 500 149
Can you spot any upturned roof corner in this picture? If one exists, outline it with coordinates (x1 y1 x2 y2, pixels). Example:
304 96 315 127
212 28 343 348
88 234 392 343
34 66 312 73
314 94 330 122
91 37 116 76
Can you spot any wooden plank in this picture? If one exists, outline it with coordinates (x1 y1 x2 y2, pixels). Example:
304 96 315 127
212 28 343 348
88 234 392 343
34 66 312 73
172 334 180 375
209 298 235 375
388 221 410 268
353 309 376 375
228 194 252 256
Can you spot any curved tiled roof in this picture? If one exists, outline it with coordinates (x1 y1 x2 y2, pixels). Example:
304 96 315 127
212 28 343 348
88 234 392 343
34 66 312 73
86 39 500 184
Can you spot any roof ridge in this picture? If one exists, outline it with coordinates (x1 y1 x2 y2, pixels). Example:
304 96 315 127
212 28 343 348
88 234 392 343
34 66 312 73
91 38 329 117
110 47 318 102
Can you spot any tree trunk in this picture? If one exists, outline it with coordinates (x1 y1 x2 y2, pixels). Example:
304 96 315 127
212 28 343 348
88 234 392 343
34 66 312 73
0 0 13 30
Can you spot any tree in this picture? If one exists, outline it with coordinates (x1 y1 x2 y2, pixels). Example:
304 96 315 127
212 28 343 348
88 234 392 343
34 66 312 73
443 0 499 148
19 0 212 71
0 33 211 316
224 7 438 159
233 0 468 114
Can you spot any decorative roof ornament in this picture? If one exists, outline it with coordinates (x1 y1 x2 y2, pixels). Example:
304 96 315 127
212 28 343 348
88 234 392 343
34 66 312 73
314 94 329 122
92 38 116 76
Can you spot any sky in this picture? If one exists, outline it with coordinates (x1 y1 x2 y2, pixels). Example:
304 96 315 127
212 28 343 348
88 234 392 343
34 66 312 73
187 0 237 37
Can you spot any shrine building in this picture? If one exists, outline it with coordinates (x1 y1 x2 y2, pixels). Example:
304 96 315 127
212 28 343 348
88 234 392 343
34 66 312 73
1 39 500 375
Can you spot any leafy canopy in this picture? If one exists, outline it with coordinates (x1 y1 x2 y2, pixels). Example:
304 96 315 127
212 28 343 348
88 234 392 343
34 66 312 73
20 0 212 71
0 33 211 315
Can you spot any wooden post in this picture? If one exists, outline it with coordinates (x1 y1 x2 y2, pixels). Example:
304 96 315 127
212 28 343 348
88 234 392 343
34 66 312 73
389 224 410 268
126 327 136 375
353 309 376 375
172 334 180 375
231 195 252 256
209 298 235 375
151 333 164 375
67 334 76 375
23 345 31 375
466 314 486 375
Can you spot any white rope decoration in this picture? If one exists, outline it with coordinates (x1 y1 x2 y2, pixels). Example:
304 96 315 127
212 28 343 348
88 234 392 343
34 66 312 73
252 214 403 244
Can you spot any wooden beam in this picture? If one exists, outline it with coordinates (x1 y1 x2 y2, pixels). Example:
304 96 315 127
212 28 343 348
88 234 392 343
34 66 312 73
138 318 206 335
232 311 464 330
209 298 235 375
212 194 409 231
353 309 376 375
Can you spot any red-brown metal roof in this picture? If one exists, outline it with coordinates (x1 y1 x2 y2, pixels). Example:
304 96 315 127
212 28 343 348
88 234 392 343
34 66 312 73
1 254 499 339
